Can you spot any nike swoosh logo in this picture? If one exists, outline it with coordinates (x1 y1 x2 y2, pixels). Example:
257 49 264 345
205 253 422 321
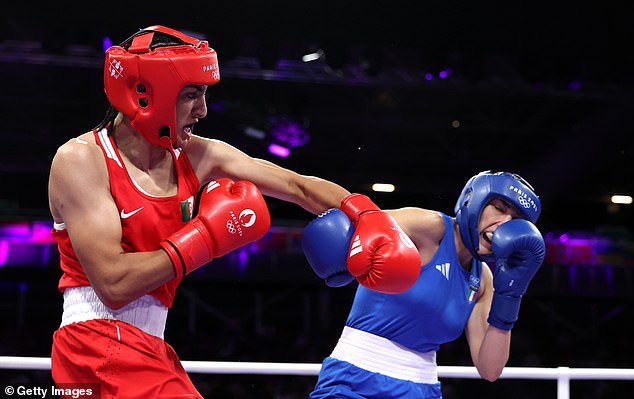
120 207 144 219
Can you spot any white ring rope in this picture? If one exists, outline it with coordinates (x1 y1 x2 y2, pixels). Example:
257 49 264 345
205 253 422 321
2 356 633 399
2 356 634 380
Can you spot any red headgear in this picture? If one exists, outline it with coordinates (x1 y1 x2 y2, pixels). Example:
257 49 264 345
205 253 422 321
103 25 220 148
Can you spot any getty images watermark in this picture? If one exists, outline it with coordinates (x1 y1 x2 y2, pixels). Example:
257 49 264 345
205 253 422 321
4 383 100 398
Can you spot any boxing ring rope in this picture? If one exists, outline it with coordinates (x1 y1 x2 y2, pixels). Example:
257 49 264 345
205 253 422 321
2 357 634 399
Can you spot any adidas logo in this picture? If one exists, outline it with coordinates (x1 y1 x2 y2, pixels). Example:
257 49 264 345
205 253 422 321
349 235 363 257
435 262 450 280
206 180 220 193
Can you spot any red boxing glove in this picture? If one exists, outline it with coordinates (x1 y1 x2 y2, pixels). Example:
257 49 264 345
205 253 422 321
340 194 420 294
161 178 271 279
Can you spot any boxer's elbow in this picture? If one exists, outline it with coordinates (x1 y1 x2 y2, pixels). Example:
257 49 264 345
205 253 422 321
477 365 504 382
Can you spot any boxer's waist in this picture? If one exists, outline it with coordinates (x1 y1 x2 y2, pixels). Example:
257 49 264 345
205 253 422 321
60 286 168 339
330 326 438 384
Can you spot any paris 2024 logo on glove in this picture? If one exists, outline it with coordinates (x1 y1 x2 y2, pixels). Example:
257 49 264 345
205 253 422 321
225 209 258 237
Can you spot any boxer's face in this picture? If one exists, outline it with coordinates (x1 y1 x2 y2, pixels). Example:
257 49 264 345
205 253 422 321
174 84 208 148
477 198 521 255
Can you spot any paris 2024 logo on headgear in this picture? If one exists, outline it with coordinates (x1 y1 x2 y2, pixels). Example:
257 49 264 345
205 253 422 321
108 59 124 79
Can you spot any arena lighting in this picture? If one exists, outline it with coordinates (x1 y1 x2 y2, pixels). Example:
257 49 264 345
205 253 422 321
267 116 310 158
244 126 266 140
372 183 395 193
302 50 324 62
0 221 56 267
611 194 633 205
102 37 112 53
0 240 8 267
544 231 634 267
438 68 453 79
423 68 453 81
267 143 290 158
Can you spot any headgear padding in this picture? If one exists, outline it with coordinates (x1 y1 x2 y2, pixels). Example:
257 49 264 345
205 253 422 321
454 170 541 260
104 25 220 148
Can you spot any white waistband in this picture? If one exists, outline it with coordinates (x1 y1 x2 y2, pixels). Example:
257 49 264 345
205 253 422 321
61 286 168 339
330 326 438 384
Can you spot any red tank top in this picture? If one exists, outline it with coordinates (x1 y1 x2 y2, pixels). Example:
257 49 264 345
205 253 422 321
53 128 200 308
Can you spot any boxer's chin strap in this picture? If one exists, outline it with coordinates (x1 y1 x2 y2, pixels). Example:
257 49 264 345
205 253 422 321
158 126 173 149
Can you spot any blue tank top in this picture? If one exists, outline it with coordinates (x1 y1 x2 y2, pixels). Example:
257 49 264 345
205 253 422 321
346 212 482 353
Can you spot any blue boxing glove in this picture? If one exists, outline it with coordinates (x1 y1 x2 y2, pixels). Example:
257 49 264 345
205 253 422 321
301 208 356 287
488 219 546 330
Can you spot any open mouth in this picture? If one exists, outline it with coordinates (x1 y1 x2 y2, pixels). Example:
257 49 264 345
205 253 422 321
182 124 194 140
481 231 494 248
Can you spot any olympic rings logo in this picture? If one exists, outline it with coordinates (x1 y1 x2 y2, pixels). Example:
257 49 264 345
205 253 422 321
226 220 237 234
225 209 257 235
517 195 532 208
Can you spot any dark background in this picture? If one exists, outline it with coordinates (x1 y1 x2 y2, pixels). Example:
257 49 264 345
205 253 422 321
1 2 633 398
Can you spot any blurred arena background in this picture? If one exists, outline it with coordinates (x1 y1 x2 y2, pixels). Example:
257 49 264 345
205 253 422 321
1 2 632 398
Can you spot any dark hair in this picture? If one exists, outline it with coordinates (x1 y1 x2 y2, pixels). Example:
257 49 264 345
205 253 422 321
94 105 118 133
94 29 187 133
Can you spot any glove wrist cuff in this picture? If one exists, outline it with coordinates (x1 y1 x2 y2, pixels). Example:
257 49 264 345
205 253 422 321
488 293 522 331
340 194 379 224
160 240 185 280
161 219 216 278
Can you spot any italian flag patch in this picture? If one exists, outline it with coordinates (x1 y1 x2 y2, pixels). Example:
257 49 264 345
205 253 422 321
468 288 478 303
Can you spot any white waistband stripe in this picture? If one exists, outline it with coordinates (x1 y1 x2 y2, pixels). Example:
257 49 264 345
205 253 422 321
61 286 168 339
330 326 438 384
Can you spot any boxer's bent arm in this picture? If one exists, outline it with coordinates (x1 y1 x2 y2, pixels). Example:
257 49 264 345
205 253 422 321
49 139 177 310
464 263 510 382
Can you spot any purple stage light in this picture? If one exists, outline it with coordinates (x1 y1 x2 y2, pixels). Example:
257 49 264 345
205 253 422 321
238 248 249 272
0 222 30 237
102 37 113 53
270 117 310 148
545 231 633 267
0 241 8 267
568 80 582 91
438 68 453 79
268 143 290 158
267 116 311 157
0 221 54 243
0 221 55 267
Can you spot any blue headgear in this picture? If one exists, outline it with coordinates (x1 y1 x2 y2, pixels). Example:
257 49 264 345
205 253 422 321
454 170 541 260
